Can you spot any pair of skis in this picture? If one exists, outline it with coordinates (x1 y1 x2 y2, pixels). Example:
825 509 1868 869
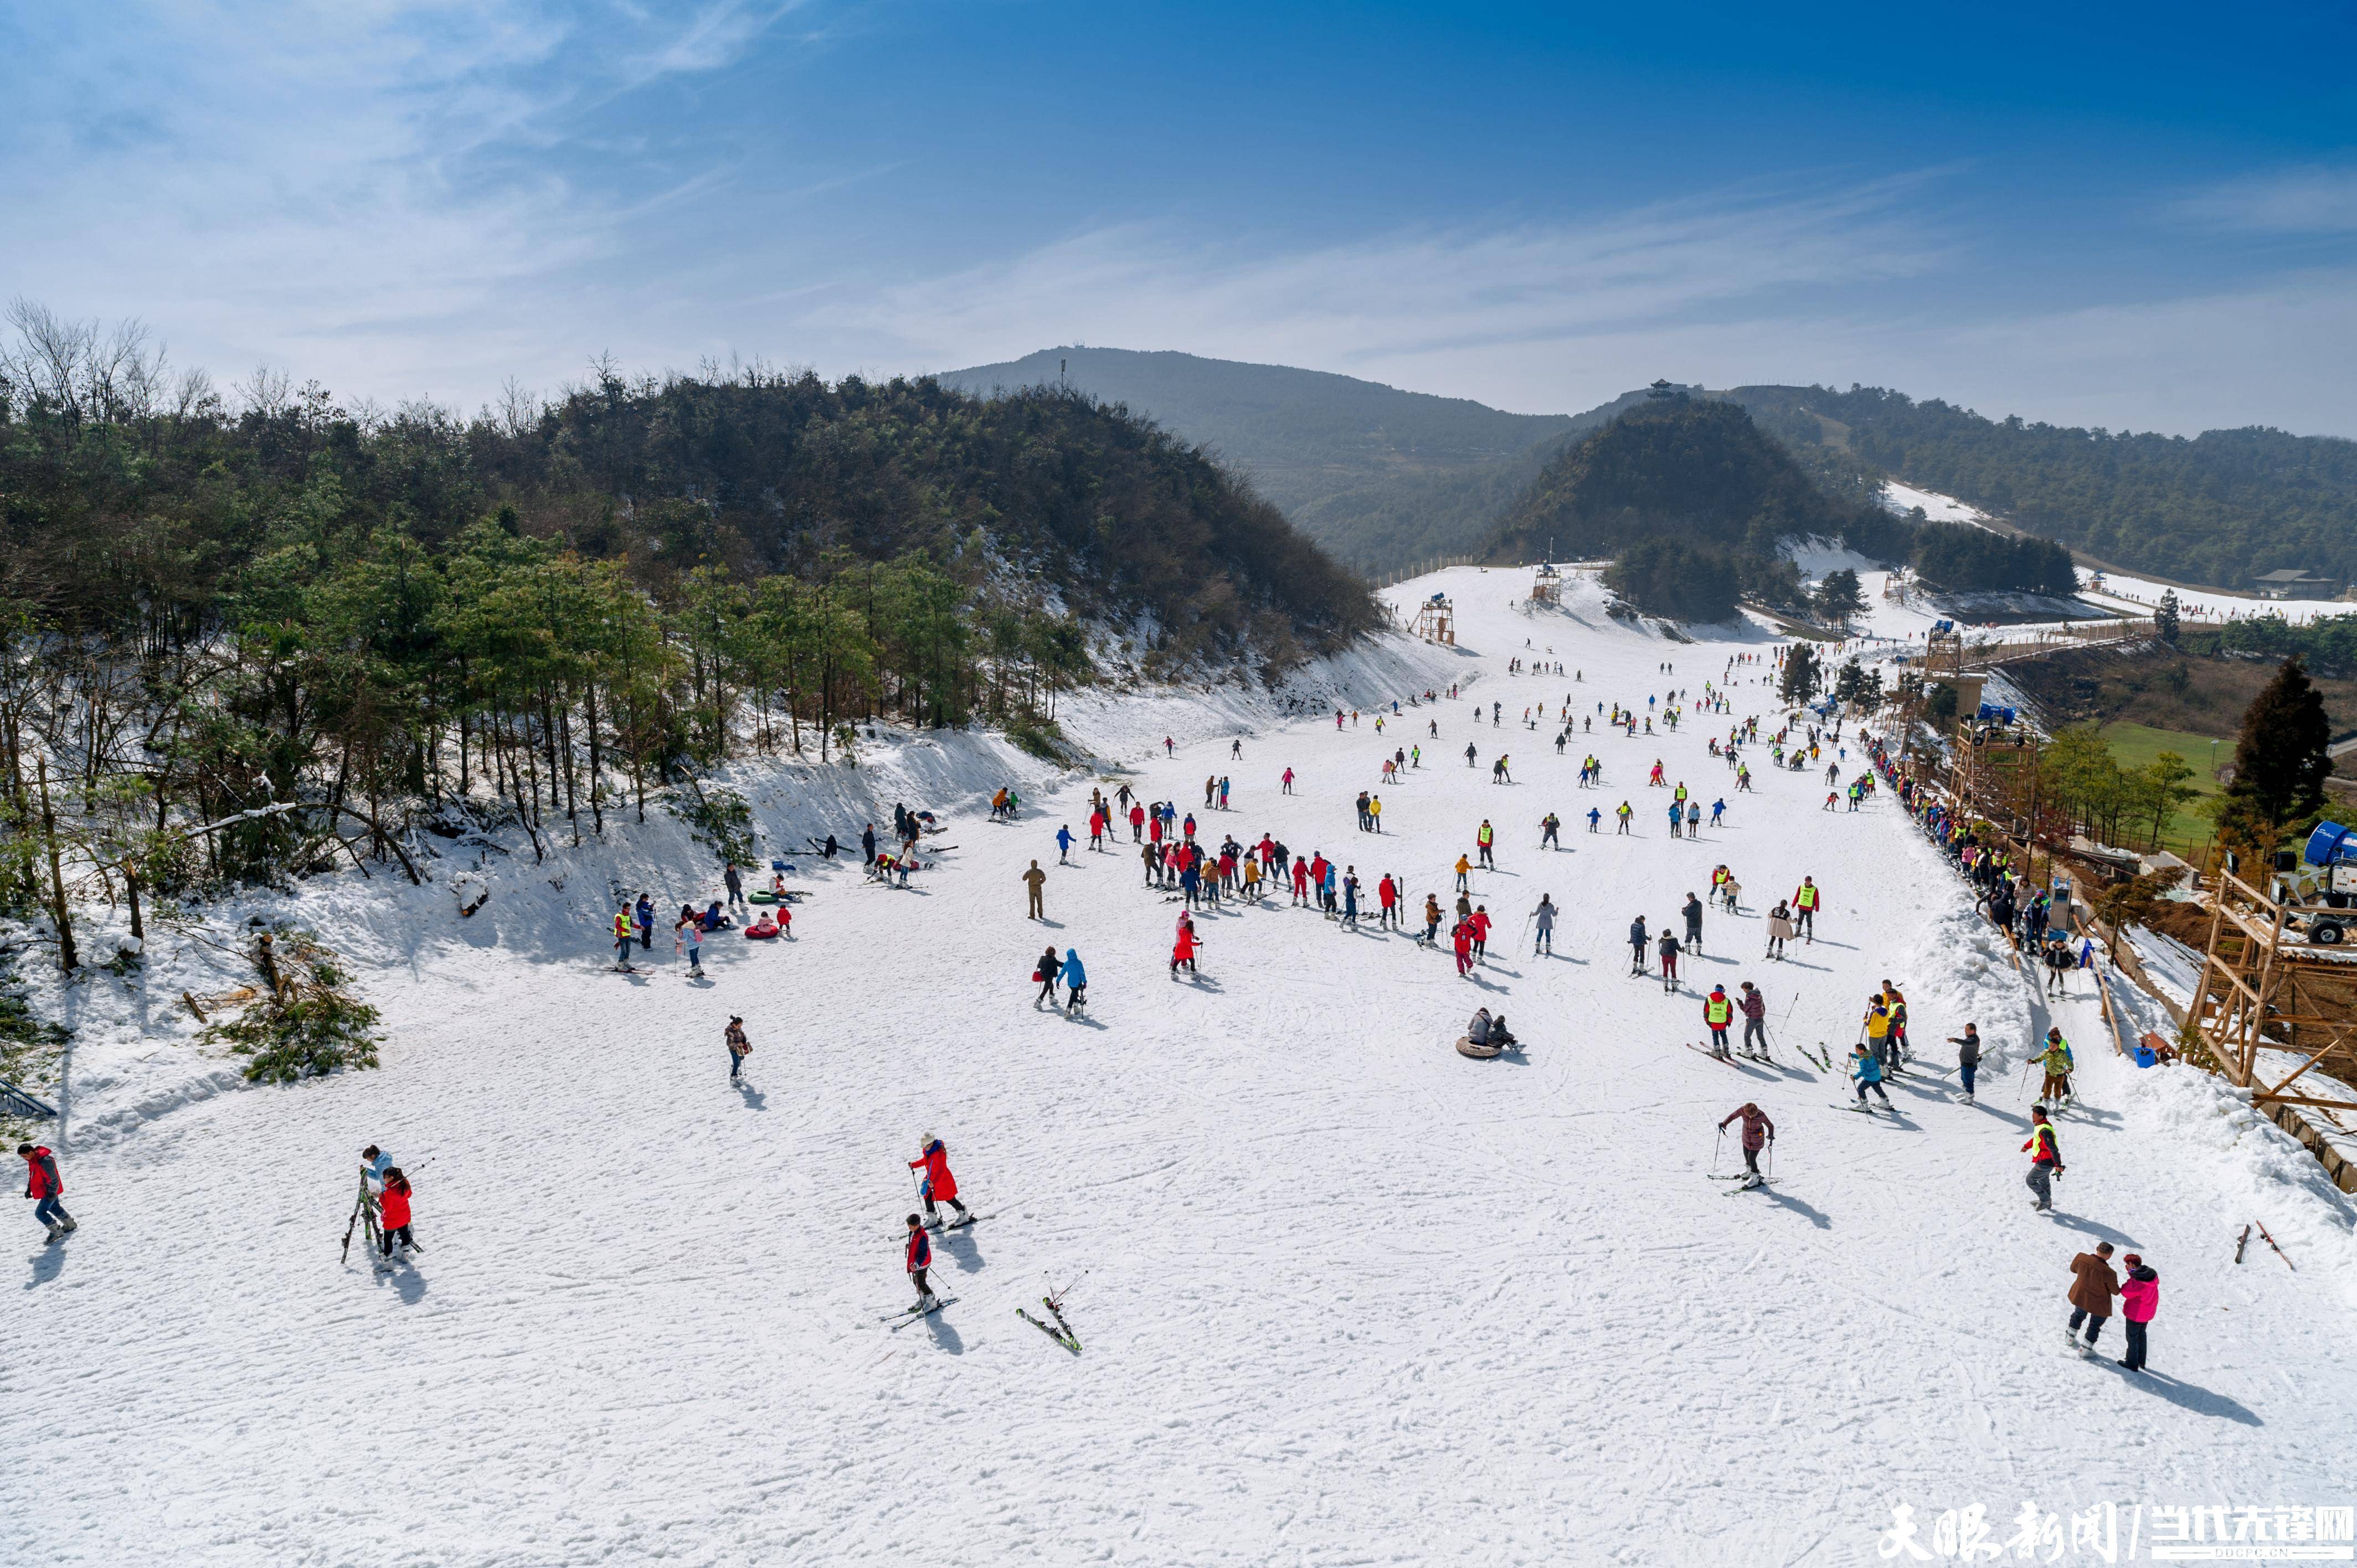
1017 1293 1080 1352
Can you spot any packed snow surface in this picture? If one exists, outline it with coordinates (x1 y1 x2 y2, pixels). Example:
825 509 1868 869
10 567 2356 1566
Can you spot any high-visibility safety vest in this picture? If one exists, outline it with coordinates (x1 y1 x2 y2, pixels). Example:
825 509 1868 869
1706 996 1732 1025
1478 824 1493 845
1797 885 1819 909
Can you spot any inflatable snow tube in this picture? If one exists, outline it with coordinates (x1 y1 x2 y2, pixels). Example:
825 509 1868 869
748 890 778 905
1455 1035 1504 1060
744 924 780 941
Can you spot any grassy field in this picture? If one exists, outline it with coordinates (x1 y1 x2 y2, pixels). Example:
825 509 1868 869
2098 720 2224 852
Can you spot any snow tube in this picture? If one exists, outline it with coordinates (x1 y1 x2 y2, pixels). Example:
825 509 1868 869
1455 1035 1504 1060
744 921 780 940
748 890 778 904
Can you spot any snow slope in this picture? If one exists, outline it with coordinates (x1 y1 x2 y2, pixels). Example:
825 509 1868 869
9 567 2356 1567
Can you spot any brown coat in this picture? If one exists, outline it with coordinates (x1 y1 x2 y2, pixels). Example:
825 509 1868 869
2067 1252 2119 1316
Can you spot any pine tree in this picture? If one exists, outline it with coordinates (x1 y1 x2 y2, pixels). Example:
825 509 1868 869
2222 656 2331 833
1813 569 1865 626
2155 589 2180 645
1779 644 1821 705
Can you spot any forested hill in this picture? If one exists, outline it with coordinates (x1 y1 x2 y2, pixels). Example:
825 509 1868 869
1483 394 1896 565
1725 384 2357 591
939 347 1614 572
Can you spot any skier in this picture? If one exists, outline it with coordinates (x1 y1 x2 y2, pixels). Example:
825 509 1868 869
726 1016 750 1082
1587 806 1602 834
1717 1102 1775 1186
1863 996 1897 1077
905 1215 937 1310
1736 981 1768 1059
1792 876 1821 942
1465 742 1478 768
1056 824 1074 864
909 1134 971 1226
1023 859 1047 920
1422 893 1443 946
2022 1106 2065 1211
1950 1023 1983 1103
1476 819 1495 869
1702 985 1733 1059
2065 1242 2119 1353
1540 812 1560 849
1033 945 1062 1007
1171 916 1201 976
1615 801 1633 835
1454 853 1472 893
1628 915 1649 976
19 1141 74 1242
611 906 636 972
1533 895 1557 955
1452 917 1475 977
2036 1028 2075 1106
1060 948 1087 1014
1682 892 1704 954
376 1167 415 1263
1766 900 1794 960
1849 1043 1893 1112
1656 927 1681 991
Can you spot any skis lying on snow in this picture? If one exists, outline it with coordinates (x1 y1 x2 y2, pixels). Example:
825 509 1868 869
1017 1295 1081 1352
2256 1221 2296 1271
882 1296 959 1327
1799 1042 1835 1072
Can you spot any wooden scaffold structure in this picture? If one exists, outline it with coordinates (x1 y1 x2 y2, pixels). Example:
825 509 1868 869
2185 865 2357 1120
1412 592 1456 646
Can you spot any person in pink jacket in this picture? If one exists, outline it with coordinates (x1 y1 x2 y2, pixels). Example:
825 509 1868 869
2117 1253 2160 1372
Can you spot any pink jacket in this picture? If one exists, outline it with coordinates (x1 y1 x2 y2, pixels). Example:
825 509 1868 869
2119 1266 2159 1323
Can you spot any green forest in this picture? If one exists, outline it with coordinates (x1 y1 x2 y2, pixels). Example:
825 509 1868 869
0 311 1376 909
1728 384 2357 591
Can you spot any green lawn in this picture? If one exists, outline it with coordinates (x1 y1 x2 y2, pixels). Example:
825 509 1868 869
2097 721 2225 852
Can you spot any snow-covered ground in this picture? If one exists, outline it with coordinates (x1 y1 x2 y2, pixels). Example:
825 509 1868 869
10 566 2357 1567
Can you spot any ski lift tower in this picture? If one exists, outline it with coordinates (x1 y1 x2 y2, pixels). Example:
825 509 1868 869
1530 561 1563 608
1414 591 1456 646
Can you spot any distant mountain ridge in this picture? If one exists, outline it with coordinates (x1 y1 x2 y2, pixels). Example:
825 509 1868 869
939 347 1623 572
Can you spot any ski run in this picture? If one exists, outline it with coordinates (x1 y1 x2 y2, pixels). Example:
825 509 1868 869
11 565 2357 1566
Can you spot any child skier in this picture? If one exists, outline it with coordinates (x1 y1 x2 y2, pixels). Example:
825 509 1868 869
19 1141 74 1242
905 1215 936 1309
1717 1103 1775 1185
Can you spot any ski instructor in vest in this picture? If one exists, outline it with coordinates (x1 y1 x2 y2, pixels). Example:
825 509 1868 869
1792 876 1821 942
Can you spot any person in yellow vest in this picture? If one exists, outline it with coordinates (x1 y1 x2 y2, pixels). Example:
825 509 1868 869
609 907 636 973
1703 985 1735 1059
1615 801 1633 834
1880 980 1909 1060
1476 819 1496 869
1862 996 1896 1075
1791 876 1821 942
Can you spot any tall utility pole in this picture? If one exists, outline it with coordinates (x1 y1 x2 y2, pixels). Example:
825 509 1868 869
36 757 76 972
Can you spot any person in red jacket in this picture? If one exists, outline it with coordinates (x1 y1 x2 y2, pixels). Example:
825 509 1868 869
19 1142 74 1242
1452 919 1475 977
1172 917 1202 975
1129 803 1146 842
1377 874 1399 930
2021 1107 2065 1212
905 1214 936 1307
376 1167 416 1261
908 1134 969 1226
1469 905 1493 958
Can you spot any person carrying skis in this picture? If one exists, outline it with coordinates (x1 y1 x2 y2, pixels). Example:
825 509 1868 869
726 1017 751 1082
1533 894 1557 954
1034 946 1062 1007
909 1134 970 1226
1060 948 1087 1013
1378 874 1398 929
1702 985 1734 1058
1717 1103 1774 1182
1628 915 1649 975
376 1167 415 1262
2036 1028 2075 1105
19 1142 74 1242
1850 1043 1893 1111
1950 1023 1983 1103
1792 876 1820 941
1656 927 1681 991
2022 1106 2065 1211
905 1214 936 1309
1737 981 1768 1058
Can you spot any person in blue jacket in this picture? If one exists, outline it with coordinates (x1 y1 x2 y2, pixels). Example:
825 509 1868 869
1055 824 1074 863
634 893 655 951
1060 948 1088 1013
1850 1043 1893 1111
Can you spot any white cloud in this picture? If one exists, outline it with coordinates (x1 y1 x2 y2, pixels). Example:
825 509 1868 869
2175 166 2357 235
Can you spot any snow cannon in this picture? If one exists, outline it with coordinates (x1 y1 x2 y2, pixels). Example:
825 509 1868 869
2279 821 2357 943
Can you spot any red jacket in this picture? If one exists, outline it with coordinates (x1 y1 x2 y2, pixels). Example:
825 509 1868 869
1174 928 1198 961
909 1141 959 1202
905 1227 931 1273
1452 924 1473 955
378 1179 412 1230
1378 877 1397 907
22 1145 60 1200
1469 912 1491 938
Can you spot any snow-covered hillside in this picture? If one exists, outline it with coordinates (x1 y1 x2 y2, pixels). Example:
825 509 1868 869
11 567 2356 1567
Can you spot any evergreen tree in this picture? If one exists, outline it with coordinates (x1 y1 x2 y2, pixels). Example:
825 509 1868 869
1779 644 1822 705
2155 589 2180 644
1813 569 1865 626
2222 656 2332 834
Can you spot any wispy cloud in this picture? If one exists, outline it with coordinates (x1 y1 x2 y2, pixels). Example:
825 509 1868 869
2174 166 2357 235
819 174 1956 394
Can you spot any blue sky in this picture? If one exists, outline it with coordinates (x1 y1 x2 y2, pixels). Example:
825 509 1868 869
4 1 2355 435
